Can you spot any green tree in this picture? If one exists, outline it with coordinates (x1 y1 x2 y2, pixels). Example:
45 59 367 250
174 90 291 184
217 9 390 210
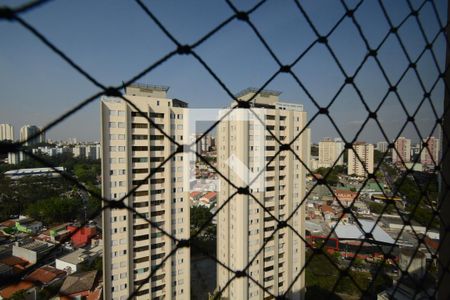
9 290 27 300
26 195 83 225
73 163 100 185
368 202 394 214
374 150 385 165
0 153 101 223
0 175 72 221
191 206 214 236
86 186 102 218
395 174 439 229
190 206 216 256
315 167 342 186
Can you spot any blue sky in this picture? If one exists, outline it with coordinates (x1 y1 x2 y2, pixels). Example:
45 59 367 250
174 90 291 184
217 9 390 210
0 0 447 143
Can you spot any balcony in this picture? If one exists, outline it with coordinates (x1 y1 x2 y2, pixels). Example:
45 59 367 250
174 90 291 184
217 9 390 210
132 128 148 135
134 249 150 260
134 271 150 282
149 139 165 146
132 162 148 169
134 239 150 249
132 139 148 147
134 228 149 237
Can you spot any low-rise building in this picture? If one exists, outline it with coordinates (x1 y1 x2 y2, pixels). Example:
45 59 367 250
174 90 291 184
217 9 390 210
320 204 336 221
5 167 65 180
0 263 13 278
399 248 426 280
198 191 217 208
332 219 395 245
329 219 396 260
58 270 102 300
189 191 203 204
55 242 102 274
0 256 30 273
333 189 358 207
0 281 37 300
67 225 97 248
24 265 67 286
15 218 43 235
32 146 70 157
12 239 54 264
39 223 72 243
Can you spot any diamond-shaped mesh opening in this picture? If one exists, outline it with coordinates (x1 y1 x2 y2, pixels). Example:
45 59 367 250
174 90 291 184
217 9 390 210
291 43 345 108
0 0 449 299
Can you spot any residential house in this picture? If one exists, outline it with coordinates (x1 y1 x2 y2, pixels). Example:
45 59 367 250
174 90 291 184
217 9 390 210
58 270 102 300
333 189 358 207
55 242 102 274
12 239 54 264
15 219 42 235
198 191 217 208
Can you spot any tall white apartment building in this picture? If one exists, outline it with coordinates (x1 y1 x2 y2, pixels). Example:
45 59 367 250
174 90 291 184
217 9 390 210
318 137 343 168
101 84 190 300
217 89 309 299
392 137 411 164
334 138 344 166
195 134 214 153
0 124 14 141
377 141 388 153
87 144 101 160
347 142 374 177
20 125 45 146
72 145 86 158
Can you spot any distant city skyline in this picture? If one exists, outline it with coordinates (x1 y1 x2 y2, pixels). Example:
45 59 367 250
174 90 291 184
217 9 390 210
0 1 445 144
1 120 439 146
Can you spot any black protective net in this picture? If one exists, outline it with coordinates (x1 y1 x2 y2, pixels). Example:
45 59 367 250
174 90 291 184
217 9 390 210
0 0 449 299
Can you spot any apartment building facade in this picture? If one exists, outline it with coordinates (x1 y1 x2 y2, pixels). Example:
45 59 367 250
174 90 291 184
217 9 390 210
217 89 309 299
101 84 190 300
0 124 14 141
347 142 374 177
392 137 411 164
318 138 344 168
20 125 45 146
334 138 344 166
377 141 388 153
420 136 440 166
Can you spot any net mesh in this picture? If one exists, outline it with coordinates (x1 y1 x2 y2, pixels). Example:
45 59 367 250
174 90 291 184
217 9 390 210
0 0 449 299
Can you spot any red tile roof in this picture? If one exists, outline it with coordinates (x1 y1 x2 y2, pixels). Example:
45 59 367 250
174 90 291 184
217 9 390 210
25 265 66 285
190 191 202 199
335 189 357 196
424 236 439 251
201 191 217 201
320 205 334 214
0 281 34 299
87 287 102 300
0 220 16 227
0 256 30 269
